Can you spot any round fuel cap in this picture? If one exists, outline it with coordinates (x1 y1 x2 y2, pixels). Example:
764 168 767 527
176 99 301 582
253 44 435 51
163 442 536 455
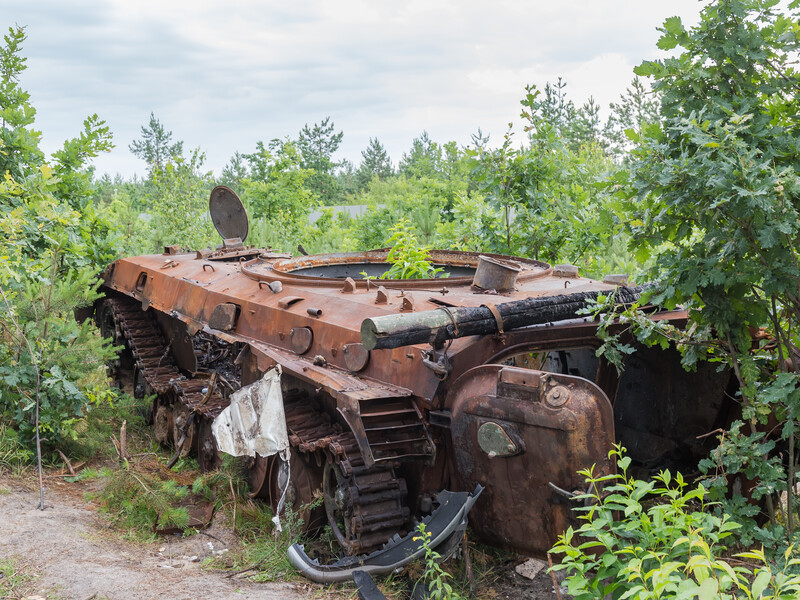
209 185 249 242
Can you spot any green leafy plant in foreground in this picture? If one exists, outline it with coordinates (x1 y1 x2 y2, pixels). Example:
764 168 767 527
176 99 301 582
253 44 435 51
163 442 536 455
0 423 33 474
549 445 800 599
413 522 461 600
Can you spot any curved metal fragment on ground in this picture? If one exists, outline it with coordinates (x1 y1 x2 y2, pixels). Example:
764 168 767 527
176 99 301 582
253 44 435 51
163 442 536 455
287 486 483 584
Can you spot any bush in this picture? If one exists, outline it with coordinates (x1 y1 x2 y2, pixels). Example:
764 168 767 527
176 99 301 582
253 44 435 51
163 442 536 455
549 446 800 599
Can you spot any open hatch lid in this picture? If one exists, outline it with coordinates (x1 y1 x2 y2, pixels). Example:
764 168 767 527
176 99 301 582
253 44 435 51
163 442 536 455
209 185 249 242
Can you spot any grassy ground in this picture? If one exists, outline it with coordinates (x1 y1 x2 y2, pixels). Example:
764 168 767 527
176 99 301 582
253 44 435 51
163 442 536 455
0 389 519 600
0 556 76 600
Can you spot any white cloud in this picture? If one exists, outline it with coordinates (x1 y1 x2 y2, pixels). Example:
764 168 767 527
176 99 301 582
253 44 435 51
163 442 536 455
6 0 703 177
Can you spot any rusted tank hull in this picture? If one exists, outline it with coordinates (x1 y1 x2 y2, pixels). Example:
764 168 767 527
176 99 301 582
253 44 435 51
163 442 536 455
100 209 736 559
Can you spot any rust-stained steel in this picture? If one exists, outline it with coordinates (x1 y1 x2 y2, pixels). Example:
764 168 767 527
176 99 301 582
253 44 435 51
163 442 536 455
98 186 738 560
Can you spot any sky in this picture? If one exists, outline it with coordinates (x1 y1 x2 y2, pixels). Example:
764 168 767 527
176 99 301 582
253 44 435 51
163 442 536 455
6 0 705 179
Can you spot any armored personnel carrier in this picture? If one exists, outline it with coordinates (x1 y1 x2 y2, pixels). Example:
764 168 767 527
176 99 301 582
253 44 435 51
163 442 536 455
97 187 736 580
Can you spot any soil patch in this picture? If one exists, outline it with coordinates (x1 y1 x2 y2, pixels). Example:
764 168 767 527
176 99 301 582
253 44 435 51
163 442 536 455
0 475 566 599
0 477 314 600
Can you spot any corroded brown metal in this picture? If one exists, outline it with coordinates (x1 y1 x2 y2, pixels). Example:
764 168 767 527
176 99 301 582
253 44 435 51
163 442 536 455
100 219 735 557
447 365 614 555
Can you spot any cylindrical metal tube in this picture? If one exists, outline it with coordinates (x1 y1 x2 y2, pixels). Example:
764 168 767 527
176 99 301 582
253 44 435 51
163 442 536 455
360 285 650 350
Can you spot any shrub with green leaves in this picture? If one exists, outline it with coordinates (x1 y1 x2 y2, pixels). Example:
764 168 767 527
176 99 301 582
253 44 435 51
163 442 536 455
0 26 120 453
550 446 800 599
381 219 444 280
607 0 800 552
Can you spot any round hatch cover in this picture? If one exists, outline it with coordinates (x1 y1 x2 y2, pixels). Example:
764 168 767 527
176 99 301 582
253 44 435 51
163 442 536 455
209 185 249 242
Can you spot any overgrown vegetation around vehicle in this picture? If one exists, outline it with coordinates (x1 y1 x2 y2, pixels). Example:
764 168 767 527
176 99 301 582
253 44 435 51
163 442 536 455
550 446 800 600
2 0 800 596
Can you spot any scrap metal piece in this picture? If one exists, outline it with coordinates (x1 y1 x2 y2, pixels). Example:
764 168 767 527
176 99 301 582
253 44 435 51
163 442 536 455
287 486 483 583
353 571 388 600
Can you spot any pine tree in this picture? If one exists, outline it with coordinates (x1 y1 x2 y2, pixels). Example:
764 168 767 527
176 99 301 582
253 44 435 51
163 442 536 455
296 117 343 205
129 112 184 175
356 137 393 189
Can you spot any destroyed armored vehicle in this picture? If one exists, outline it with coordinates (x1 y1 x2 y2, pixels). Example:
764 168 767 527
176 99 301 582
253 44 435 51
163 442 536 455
97 187 736 580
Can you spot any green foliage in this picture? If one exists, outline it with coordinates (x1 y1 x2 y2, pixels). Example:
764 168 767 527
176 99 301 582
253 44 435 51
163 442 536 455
400 131 443 179
300 208 359 254
611 0 800 549
296 116 343 205
0 28 120 453
0 422 33 473
381 219 444 280
357 137 393 190
147 148 215 251
129 112 184 175
0 259 118 447
550 445 800 600
604 76 661 161
0 557 37 599
216 495 322 582
467 82 630 278
239 139 315 250
0 27 43 180
413 522 461 600
99 465 193 538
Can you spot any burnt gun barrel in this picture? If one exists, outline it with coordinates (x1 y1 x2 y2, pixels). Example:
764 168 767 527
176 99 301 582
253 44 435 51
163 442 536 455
360 285 650 351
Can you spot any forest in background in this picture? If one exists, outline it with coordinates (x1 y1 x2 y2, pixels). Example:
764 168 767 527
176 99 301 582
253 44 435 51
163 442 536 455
4 0 800 595
93 74 652 281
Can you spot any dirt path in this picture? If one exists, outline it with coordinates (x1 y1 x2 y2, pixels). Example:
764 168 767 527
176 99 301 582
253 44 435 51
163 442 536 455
0 476 565 600
0 478 316 600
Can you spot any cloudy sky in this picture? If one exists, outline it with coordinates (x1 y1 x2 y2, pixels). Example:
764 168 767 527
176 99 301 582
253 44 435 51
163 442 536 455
7 1 704 179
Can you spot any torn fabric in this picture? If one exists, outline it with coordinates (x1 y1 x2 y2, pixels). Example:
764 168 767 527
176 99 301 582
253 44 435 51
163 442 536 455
211 366 290 458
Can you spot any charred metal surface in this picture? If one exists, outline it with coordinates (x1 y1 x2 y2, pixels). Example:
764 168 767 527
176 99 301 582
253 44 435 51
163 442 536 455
447 365 615 555
361 284 651 351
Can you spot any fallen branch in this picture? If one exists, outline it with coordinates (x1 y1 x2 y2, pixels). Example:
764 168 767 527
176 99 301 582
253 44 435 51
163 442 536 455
548 554 563 600
110 434 122 460
225 557 267 579
56 449 76 476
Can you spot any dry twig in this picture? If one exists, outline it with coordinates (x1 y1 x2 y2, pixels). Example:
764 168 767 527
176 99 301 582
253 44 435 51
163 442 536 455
56 449 76 476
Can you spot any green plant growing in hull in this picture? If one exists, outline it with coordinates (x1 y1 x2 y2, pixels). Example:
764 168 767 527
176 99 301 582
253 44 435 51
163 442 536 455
381 219 445 280
549 445 800 599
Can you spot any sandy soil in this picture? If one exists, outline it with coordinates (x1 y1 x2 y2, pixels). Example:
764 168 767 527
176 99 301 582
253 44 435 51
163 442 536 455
0 477 316 600
0 476 565 600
